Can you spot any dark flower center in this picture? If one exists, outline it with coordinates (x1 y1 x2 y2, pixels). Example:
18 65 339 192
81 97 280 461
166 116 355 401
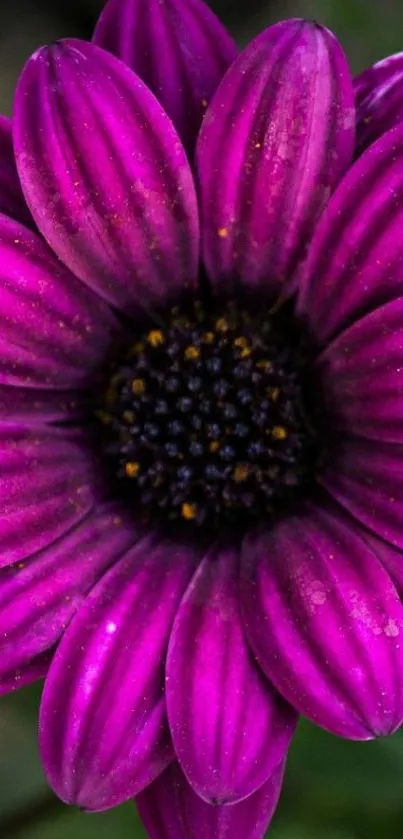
98 299 318 535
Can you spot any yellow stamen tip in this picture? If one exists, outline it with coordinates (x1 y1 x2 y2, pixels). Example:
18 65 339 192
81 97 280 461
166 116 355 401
147 329 164 347
269 387 281 402
181 502 198 520
234 336 248 349
216 318 229 333
233 464 249 483
125 461 140 478
122 410 135 424
209 440 220 453
272 425 288 441
132 378 146 395
202 332 215 344
256 359 273 371
184 345 200 361
217 227 229 238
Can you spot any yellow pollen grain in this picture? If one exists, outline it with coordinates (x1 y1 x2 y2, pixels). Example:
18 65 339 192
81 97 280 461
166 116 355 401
201 98 208 108
256 359 273 371
233 463 249 482
96 410 112 425
202 331 215 344
269 387 281 402
125 461 140 478
122 410 135 424
217 227 229 238
216 317 229 333
147 329 165 347
209 440 220 453
181 502 198 520
234 336 248 349
272 425 288 441
132 378 146 396
184 345 200 361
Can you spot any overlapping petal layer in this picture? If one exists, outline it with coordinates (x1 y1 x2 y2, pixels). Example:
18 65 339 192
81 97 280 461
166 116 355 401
318 297 403 443
320 440 403 550
197 19 354 296
297 122 403 343
39 538 200 811
0 116 32 226
0 215 119 390
0 503 138 693
241 504 403 738
166 546 295 804
355 53 403 154
14 40 199 315
137 760 286 839
0 425 105 567
93 0 237 154
0 652 51 695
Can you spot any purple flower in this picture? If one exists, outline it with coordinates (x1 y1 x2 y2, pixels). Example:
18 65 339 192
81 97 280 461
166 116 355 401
2 0 403 835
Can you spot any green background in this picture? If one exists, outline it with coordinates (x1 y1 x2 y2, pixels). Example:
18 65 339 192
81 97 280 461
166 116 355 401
2 0 403 837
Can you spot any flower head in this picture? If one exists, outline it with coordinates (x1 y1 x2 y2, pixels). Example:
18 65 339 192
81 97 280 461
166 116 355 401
2 1 403 836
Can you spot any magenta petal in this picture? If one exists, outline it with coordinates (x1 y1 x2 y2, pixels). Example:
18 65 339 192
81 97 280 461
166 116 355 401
297 122 403 344
0 425 104 567
166 546 295 805
93 0 237 155
197 19 355 296
136 760 285 839
39 538 200 812
0 386 84 425
14 40 199 315
0 116 33 227
0 503 139 693
0 215 119 390
355 53 403 155
360 531 403 601
318 298 403 443
1 651 51 696
241 504 403 739
320 438 403 550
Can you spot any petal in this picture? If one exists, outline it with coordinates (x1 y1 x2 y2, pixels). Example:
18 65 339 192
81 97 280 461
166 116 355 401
0 424 104 567
166 545 295 805
136 760 286 839
318 297 403 443
39 538 200 812
14 39 199 316
320 438 403 550
355 53 403 155
360 531 403 600
0 386 84 425
0 503 139 693
241 503 403 739
297 122 403 344
93 0 237 155
0 116 33 227
0 215 119 390
197 19 355 296
1 651 50 695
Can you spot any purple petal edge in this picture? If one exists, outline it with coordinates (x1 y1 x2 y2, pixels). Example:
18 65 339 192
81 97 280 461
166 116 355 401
93 0 237 154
